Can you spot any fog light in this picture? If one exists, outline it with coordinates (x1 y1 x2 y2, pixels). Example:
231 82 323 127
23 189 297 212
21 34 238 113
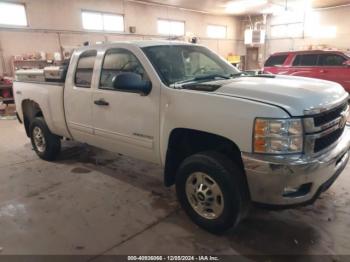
282 183 312 198
283 187 298 194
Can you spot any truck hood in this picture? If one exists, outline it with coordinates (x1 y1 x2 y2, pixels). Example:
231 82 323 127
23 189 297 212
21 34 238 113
215 75 349 116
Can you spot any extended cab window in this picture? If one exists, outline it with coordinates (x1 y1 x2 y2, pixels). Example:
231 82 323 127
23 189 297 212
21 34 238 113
75 50 97 88
293 54 318 66
264 55 288 67
100 49 147 90
318 54 346 66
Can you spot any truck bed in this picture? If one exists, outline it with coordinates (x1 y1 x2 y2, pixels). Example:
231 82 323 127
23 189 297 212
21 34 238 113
13 80 71 138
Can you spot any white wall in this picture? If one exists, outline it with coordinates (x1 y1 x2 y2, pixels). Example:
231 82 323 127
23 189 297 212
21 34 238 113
266 5 350 56
0 0 240 76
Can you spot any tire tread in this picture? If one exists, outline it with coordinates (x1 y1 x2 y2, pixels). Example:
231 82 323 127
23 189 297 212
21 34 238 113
30 117 61 161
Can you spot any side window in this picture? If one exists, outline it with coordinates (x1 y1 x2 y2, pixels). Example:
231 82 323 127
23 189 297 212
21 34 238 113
264 55 288 67
298 54 319 66
318 54 346 66
100 49 147 90
75 50 97 88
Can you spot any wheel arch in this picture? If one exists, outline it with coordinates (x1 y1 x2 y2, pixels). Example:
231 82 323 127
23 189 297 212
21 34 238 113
21 99 44 137
164 128 247 189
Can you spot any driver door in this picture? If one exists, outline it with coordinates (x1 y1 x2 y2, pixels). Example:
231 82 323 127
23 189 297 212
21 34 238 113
91 47 159 163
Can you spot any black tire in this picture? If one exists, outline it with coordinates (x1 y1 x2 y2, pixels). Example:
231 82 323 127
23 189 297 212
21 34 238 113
29 117 61 161
176 151 250 233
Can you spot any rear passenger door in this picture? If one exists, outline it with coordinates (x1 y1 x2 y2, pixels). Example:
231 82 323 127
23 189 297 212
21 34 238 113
64 50 96 143
290 54 320 78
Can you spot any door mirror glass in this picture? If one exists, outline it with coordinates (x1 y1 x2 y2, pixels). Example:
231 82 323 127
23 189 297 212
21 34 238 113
112 72 152 95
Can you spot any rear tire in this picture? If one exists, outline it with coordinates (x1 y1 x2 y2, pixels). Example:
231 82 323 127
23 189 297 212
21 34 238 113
176 151 250 233
30 117 61 161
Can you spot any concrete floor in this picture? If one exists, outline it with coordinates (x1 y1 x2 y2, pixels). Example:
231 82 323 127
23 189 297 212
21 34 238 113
0 120 350 258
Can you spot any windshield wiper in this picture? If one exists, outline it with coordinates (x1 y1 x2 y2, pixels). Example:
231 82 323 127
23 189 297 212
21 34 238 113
171 72 245 88
171 74 232 88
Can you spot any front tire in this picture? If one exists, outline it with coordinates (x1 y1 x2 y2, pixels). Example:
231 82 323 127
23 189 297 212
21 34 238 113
176 151 250 233
30 117 61 161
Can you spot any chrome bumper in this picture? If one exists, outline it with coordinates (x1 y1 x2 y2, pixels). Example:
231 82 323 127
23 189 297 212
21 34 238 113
242 126 350 206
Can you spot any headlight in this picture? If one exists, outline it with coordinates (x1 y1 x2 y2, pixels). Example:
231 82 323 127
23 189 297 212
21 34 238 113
253 118 303 154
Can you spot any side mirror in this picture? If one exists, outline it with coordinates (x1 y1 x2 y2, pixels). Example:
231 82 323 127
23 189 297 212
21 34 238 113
112 72 152 95
343 60 350 67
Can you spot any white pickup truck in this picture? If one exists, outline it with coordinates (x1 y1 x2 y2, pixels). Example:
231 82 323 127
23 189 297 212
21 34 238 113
14 41 350 233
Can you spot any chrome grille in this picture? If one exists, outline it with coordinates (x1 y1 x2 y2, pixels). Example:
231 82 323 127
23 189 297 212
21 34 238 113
313 103 348 127
304 102 349 133
304 101 349 154
314 128 344 152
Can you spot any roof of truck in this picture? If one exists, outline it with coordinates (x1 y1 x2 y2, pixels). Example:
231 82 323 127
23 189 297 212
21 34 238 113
128 40 192 47
79 40 193 50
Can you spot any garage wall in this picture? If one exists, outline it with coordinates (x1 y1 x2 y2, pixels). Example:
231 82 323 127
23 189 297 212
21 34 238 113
266 5 350 56
0 0 240 76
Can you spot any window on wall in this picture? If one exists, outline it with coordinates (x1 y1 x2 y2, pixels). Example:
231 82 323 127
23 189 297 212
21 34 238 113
270 23 303 39
157 19 185 36
270 25 287 38
82 11 124 32
207 25 227 39
0 2 27 27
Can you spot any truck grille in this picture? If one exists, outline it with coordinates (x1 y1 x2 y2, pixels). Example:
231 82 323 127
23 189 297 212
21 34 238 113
313 103 348 127
314 128 344 153
304 101 348 154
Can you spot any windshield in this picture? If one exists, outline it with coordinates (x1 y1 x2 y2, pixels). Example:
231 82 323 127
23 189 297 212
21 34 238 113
142 45 240 86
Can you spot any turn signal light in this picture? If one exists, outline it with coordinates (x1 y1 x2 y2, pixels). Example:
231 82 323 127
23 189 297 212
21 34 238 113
253 118 303 154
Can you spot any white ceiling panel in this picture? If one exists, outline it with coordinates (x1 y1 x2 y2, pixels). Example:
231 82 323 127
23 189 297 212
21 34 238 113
129 0 350 15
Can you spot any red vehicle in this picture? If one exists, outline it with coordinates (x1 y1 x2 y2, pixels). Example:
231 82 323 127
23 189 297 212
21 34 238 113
263 50 350 93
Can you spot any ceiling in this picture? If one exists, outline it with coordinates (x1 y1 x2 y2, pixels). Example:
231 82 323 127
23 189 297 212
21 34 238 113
132 0 350 15
312 0 350 8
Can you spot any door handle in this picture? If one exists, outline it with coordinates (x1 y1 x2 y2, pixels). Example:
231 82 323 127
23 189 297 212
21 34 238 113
94 99 109 106
320 69 327 73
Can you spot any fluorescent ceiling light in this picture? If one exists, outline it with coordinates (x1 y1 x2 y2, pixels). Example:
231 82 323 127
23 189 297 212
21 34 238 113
261 4 285 14
292 0 312 12
262 0 312 14
226 0 268 14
